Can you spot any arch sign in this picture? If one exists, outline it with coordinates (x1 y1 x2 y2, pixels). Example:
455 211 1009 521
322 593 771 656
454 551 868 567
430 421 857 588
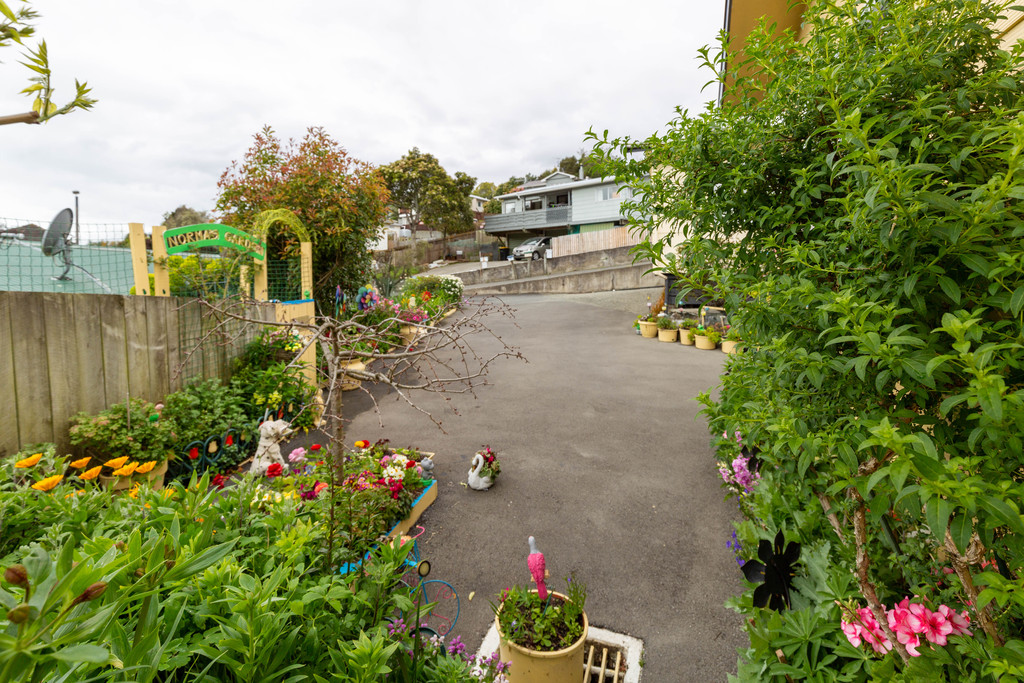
162 223 266 260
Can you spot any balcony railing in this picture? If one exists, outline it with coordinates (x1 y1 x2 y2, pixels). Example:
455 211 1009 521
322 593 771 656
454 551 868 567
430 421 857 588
483 206 571 233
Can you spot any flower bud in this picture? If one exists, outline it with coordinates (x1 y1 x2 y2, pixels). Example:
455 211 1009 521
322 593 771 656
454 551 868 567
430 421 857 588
164 560 176 571
6 604 30 624
134 568 145 578
3 565 28 587
73 582 107 605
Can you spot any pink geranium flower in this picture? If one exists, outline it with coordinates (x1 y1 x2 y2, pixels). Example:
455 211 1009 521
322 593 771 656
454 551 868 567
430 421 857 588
937 605 973 636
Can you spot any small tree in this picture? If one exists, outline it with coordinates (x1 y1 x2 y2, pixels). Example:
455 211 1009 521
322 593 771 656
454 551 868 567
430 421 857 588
161 205 211 229
216 126 389 314
594 0 1024 678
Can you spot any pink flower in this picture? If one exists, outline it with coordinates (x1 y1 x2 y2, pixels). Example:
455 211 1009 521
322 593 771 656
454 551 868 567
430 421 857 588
918 608 954 646
937 605 973 637
288 447 307 463
887 601 923 657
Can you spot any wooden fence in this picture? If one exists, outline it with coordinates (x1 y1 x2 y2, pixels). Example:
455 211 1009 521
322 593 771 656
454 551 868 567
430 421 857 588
0 291 275 458
550 225 638 258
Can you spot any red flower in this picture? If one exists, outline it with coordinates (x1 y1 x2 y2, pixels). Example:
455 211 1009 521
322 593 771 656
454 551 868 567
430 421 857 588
266 463 283 478
405 460 416 469
311 444 322 451
212 474 226 490
188 446 200 460
225 434 234 446
355 440 370 449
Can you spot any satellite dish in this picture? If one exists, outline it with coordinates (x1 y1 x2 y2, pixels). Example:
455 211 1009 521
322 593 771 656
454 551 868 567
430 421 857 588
41 208 74 280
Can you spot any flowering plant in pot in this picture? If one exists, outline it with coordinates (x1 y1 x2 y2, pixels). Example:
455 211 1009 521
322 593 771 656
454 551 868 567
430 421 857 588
491 537 588 681
637 313 658 338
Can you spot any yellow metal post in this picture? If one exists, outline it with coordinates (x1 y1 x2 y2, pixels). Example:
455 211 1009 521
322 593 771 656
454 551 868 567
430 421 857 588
151 225 170 296
128 223 150 295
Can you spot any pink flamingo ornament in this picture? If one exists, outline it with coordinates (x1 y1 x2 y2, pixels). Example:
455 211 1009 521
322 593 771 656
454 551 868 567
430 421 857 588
527 536 549 600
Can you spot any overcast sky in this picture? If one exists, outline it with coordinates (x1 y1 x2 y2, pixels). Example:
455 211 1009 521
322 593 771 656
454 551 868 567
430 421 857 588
0 1 724 233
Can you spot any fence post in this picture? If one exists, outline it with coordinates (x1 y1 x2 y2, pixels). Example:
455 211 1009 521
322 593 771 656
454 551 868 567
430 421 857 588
151 225 170 296
129 223 150 295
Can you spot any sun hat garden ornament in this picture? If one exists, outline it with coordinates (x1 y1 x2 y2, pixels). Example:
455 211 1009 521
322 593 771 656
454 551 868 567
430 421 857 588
467 445 500 491
250 418 293 477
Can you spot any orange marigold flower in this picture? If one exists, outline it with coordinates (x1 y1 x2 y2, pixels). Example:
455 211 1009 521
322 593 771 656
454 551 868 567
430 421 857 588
112 462 139 477
355 440 370 449
69 456 91 469
80 465 102 481
135 461 156 474
31 474 63 492
128 484 141 499
104 456 129 469
14 453 42 468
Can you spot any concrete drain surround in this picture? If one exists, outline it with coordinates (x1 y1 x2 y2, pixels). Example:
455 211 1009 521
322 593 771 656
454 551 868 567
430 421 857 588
476 624 644 682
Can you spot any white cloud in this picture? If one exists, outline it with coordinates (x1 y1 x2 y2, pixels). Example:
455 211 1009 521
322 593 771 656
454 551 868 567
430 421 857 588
0 0 723 230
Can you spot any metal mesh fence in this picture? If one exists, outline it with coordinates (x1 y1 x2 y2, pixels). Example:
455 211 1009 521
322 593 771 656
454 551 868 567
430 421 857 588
0 217 135 294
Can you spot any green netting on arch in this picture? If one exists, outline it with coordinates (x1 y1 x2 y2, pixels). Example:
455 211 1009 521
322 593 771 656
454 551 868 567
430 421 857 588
267 258 304 301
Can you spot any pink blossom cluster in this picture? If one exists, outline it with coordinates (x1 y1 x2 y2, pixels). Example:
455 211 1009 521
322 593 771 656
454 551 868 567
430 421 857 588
719 453 760 493
842 599 972 657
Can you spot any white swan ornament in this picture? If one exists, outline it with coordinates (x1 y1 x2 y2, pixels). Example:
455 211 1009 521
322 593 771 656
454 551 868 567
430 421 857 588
467 453 494 491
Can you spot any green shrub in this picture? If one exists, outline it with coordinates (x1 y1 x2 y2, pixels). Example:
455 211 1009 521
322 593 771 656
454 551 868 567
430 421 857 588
594 0 1024 677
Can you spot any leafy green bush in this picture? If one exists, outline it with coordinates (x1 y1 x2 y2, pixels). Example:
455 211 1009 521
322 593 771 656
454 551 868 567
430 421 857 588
161 378 250 446
595 0 1024 678
68 398 178 466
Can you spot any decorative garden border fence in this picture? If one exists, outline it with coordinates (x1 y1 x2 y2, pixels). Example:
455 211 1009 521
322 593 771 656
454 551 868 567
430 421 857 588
0 290 275 458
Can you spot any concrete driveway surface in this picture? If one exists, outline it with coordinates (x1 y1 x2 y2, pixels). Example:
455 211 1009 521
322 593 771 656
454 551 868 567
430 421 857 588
338 291 747 681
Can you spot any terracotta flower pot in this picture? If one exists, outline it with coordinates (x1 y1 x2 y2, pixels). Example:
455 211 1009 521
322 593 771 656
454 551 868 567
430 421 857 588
638 320 658 338
694 334 717 350
496 591 588 683
657 328 678 342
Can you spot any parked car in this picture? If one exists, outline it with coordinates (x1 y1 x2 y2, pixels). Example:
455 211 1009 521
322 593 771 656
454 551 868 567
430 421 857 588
512 237 551 261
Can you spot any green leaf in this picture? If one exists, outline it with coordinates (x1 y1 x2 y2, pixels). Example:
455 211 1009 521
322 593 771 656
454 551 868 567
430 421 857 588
911 452 946 481
1011 286 1024 316
978 382 1003 422
925 497 951 541
981 496 1024 535
961 253 991 277
50 644 111 663
938 276 961 305
949 514 973 553
163 540 237 583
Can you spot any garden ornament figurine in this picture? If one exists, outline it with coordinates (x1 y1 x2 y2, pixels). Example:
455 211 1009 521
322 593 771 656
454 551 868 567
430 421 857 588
528 535 549 600
251 419 293 476
467 452 493 490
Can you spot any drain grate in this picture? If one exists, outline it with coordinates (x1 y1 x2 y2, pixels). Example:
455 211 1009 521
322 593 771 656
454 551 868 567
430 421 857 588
475 623 644 682
584 640 627 682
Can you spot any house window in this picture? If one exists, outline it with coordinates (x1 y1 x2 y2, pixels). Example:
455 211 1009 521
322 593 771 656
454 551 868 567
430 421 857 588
525 197 544 211
595 186 619 201
504 201 517 214
555 193 569 206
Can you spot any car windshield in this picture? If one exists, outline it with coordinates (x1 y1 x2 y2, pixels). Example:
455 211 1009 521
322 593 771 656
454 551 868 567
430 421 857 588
521 239 541 246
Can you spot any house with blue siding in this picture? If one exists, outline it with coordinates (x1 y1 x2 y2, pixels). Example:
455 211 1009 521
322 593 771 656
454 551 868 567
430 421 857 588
483 171 635 246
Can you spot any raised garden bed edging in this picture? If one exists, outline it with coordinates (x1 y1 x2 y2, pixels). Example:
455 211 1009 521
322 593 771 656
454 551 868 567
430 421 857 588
337 478 438 574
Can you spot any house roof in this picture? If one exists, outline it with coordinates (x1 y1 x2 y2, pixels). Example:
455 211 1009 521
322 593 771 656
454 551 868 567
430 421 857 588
494 176 617 200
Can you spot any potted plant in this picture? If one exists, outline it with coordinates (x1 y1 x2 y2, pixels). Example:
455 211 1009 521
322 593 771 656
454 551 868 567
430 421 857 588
68 398 178 490
679 320 697 346
656 315 678 342
693 325 715 349
467 445 500 490
702 325 723 350
493 540 588 683
721 327 743 354
637 314 658 338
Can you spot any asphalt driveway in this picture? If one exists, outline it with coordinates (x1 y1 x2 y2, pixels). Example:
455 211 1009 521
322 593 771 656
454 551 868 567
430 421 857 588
339 292 747 681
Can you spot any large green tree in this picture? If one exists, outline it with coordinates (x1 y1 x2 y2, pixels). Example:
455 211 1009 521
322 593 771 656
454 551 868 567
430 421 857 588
381 148 475 238
0 0 94 125
595 0 1024 679
215 126 389 314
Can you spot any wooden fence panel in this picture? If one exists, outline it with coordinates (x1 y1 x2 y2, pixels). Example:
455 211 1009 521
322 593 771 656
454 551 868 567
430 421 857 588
551 226 638 258
10 291 55 448
124 297 153 402
69 293 107 428
0 293 18 457
42 293 80 454
2 292 282 457
145 296 170 402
